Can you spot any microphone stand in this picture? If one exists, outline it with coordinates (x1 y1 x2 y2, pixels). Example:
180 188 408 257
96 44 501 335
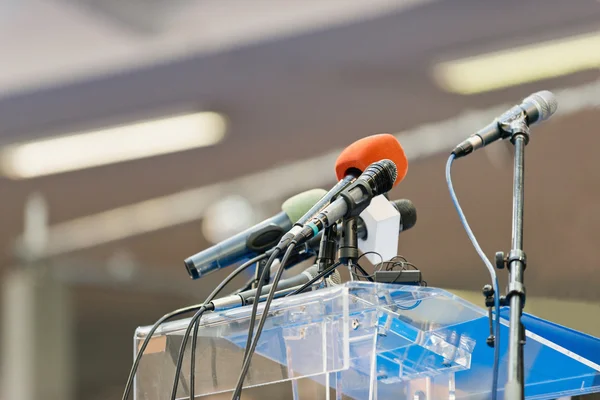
252 257 270 289
338 217 359 279
316 225 338 276
497 118 530 400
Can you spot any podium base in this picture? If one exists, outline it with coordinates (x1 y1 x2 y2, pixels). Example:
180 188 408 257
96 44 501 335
134 282 600 399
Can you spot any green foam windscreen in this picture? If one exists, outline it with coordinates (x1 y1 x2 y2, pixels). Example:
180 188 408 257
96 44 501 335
281 188 328 223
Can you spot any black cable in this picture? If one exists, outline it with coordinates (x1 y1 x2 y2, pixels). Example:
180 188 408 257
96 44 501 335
354 251 384 280
356 251 384 267
166 337 191 394
121 304 203 400
170 306 207 400
352 252 425 286
352 262 373 281
185 253 268 399
121 253 267 400
285 261 342 298
231 244 296 399
242 248 281 363
390 264 407 284
189 313 202 399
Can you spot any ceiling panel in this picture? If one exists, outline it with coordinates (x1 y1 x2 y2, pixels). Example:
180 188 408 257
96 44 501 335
1 0 599 302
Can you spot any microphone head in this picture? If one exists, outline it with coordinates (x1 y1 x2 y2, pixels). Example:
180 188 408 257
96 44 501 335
281 188 327 223
325 269 342 286
302 265 342 286
524 90 558 123
391 199 417 231
360 159 398 195
335 134 408 187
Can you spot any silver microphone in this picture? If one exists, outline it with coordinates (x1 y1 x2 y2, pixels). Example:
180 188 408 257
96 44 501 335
452 90 558 158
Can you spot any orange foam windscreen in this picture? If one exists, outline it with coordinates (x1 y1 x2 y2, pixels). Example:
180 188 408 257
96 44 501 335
335 133 408 187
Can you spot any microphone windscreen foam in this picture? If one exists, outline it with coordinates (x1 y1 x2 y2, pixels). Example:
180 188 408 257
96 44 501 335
335 134 408 187
392 199 417 231
281 188 327 223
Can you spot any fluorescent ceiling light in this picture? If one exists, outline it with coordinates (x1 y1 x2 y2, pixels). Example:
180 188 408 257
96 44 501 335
0 111 227 179
20 79 600 258
433 31 600 95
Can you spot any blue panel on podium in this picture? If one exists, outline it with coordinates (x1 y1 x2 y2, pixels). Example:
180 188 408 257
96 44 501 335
134 282 600 399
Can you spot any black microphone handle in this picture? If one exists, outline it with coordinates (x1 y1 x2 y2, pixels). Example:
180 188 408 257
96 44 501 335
307 218 367 248
296 175 355 226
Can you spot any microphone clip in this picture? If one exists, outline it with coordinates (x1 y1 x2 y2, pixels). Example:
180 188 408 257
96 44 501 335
481 284 507 348
335 180 374 218
498 113 530 145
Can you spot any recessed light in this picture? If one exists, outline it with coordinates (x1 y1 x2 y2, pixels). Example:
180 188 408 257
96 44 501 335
433 32 600 95
0 111 227 179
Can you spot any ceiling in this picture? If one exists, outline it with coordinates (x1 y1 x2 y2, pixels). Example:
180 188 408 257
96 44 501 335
0 0 430 97
1 1 599 398
1 0 599 296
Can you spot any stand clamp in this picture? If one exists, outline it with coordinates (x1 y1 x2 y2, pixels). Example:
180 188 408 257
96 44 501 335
482 284 507 348
495 249 528 302
252 257 270 289
499 113 531 144
495 250 527 270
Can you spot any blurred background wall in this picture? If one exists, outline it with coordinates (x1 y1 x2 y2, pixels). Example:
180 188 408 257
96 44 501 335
0 0 599 398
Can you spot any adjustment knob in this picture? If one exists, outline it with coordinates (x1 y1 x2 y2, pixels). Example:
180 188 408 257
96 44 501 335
495 252 506 269
482 284 494 297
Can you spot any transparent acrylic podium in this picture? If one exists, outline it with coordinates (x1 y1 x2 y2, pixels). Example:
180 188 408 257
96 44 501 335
134 282 600 399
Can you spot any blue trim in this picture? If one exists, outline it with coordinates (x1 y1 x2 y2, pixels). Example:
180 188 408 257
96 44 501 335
307 222 319 237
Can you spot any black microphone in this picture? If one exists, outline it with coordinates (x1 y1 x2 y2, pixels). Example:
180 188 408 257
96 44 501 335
269 198 417 275
209 265 340 310
452 90 558 158
284 160 397 248
184 189 326 279
306 198 417 246
393 199 417 232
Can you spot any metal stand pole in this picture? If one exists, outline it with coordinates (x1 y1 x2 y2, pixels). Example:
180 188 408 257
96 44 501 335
503 121 530 400
316 225 338 274
338 217 359 279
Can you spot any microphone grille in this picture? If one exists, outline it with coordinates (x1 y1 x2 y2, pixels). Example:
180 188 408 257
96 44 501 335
326 269 342 286
392 199 417 232
304 266 342 287
362 159 398 195
526 90 557 122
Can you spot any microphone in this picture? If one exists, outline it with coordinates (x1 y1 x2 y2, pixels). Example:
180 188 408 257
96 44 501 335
264 198 418 275
184 188 327 279
287 159 398 247
251 198 416 288
306 198 417 245
209 265 341 311
335 134 408 187
296 134 409 226
393 199 417 232
452 90 558 158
